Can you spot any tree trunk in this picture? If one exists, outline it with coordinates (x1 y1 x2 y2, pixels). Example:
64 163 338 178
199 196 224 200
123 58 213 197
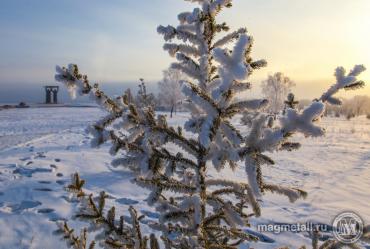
198 158 208 248
170 105 174 118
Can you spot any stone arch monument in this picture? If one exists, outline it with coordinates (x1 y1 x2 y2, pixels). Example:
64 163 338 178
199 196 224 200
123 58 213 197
44 86 59 104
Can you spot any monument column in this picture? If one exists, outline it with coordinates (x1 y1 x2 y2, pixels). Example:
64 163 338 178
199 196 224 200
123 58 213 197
45 87 51 104
44 86 59 104
53 89 58 103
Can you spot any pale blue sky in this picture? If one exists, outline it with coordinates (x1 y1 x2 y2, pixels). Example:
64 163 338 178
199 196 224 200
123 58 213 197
0 0 369 103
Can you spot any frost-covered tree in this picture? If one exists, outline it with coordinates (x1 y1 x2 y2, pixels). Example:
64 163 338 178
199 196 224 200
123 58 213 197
135 78 157 108
261 72 295 114
158 68 186 117
54 0 366 248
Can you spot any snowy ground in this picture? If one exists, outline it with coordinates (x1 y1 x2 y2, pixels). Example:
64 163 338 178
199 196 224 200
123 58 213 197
0 107 369 248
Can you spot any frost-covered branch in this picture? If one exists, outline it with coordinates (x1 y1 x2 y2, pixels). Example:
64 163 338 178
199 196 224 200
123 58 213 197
57 173 161 249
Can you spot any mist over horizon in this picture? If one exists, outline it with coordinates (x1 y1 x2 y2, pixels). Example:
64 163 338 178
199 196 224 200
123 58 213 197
1 77 365 104
0 81 159 104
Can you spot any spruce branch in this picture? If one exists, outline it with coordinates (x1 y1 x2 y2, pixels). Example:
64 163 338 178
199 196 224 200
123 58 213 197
56 222 96 249
60 174 161 249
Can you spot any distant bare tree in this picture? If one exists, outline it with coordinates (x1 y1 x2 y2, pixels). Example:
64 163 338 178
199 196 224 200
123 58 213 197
157 68 185 117
261 72 295 114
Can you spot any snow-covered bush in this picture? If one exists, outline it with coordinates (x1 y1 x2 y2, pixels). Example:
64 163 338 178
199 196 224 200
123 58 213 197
55 0 366 248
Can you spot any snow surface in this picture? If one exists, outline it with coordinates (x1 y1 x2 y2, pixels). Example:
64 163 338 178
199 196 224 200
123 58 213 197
0 107 369 248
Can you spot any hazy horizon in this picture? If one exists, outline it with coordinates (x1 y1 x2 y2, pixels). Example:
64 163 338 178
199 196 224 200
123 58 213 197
0 81 158 104
2 78 367 105
1 0 369 102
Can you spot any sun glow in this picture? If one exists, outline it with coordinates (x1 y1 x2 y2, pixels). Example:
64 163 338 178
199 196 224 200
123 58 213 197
227 0 370 98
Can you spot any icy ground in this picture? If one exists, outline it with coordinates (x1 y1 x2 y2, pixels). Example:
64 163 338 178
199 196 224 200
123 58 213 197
0 107 369 248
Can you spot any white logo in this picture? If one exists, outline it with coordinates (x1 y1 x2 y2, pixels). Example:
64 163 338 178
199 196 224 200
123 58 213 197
332 212 363 244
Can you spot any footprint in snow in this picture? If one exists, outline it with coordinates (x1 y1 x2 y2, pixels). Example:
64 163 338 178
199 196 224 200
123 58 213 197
37 208 55 214
0 163 17 168
56 180 67 185
92 195 115 202
139 218 152 225
141 210 160 219
34 187 53 192
36 208 66 222
298 202 311 208
49 216 66 222
38 180 52 184
13 167 52 177
289 169 301 174
34 152 46 159
10 200 42 213
116 197 139 205
50 164 58 169
80 140 88 145
19 157 31 161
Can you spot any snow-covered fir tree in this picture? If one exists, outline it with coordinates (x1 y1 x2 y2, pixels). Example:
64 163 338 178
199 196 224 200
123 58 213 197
158 68 186 117
54 0 366 248
261 72 295 114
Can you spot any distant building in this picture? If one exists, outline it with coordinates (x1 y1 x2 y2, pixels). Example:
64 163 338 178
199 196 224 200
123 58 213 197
17 102 29 108
44 86 59 104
